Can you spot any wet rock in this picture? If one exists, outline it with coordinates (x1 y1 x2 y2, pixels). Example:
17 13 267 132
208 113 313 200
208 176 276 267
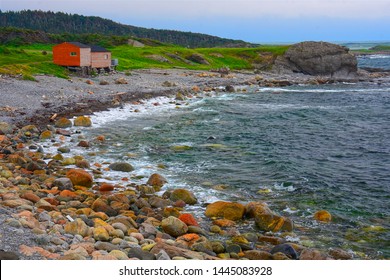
55 118 72 128
313 210 332 223
74 116 92 127
109 162 134 172
170 189 197 205
226 244 241 254
64 218 90 237
270 244 298 259
66 169 93 188
205 201 245 221
191 240 215 256
328 248 353 260
40 130 53 140
225 85 235 92
210 241 225 254
161 216 188 237
299 249 328 260
146 173 167 188
246 202 293 232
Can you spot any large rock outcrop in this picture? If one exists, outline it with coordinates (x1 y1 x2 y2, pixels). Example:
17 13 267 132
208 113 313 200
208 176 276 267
274 41 357 78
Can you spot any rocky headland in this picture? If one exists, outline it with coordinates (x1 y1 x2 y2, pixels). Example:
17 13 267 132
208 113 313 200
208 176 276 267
1 41 390 260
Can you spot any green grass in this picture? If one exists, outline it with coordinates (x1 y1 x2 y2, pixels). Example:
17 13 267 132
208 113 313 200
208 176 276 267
0 43 289 78
0 44 70 78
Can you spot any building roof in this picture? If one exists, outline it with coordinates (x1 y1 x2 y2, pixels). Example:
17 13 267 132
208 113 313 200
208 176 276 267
90 45 110 53
67 42 90 48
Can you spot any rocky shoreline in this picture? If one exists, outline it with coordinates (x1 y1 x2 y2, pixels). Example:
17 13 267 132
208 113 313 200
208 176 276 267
1 67 390 260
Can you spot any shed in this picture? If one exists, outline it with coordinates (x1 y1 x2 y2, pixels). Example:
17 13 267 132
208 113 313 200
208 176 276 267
52 42 112 68
53 42 91 67
90 45 111 68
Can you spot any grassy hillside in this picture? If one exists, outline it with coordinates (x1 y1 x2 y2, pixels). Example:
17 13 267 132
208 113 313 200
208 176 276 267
0 44 289 79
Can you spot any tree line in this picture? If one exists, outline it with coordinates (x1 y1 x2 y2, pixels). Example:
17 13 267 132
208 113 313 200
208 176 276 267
0 10 254 48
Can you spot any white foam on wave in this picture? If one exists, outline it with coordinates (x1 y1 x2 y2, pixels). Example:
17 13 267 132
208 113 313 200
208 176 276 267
87 96 177 128
257 86 390 94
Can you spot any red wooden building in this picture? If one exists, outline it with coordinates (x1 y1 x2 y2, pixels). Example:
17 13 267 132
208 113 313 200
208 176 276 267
52 42 112 70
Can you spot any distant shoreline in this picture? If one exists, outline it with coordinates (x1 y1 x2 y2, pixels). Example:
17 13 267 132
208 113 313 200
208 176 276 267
1 68 390 129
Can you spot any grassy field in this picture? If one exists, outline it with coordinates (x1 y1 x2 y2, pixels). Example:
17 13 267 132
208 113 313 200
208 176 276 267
0 43 289 79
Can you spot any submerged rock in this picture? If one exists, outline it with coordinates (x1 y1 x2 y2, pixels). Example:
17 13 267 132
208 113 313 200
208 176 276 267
313 210 332 223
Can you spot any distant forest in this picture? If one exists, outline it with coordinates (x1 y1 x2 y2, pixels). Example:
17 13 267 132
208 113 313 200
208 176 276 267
0 10 255 48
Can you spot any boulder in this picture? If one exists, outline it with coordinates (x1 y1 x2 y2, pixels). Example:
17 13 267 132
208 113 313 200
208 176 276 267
246 202 293 232
74 116 92 127
146 173 167 188
313 210 332 223
66 169 93 188
205 201 245 221
54 118 72 128
187 53 210 65
170 189 197 205
109 162 134 172
161 216 188 237
274 41 357 78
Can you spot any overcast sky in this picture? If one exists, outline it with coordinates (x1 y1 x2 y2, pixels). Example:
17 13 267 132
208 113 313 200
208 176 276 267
2 0 389 43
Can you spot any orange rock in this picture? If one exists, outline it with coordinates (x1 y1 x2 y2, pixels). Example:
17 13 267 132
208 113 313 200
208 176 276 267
55 117 72 128
313 210 332 223
205 201 245 221
213 219 236 228
176 233 200 247
146 173 167 188
66 169 93 188
59 190 77 198
99 183 115 192
20 192 40 203
178 213 199 227
96 135 106 142
43 197 60 206
74 116 92 127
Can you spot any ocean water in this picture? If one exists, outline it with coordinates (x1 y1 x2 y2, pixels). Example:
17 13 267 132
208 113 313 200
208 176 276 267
57 55 390 259
357 54 390 70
